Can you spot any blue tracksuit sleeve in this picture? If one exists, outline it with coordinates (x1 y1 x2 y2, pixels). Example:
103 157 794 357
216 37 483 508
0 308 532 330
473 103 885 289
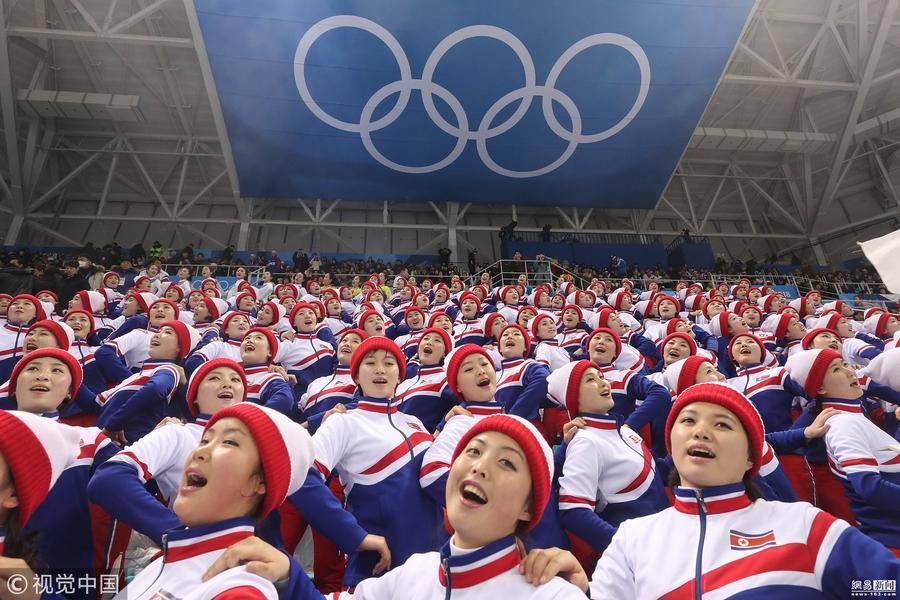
107 315 148 340
821 525 900 591
863 380 900 406
765 428 807 454
507 363 550 422
98 369 178 433
183 354 206 379
94 344 134 385
623 375 671 434
276 553 323 600
260 377 295 415
558 509 617 552
846 472 900 516
628 333 661 365
288 471 367 555
317 327 337 351
87 461 181 545
856 332 886 350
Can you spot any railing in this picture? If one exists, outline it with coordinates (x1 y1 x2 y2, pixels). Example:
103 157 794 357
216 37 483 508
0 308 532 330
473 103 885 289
471 259 591 290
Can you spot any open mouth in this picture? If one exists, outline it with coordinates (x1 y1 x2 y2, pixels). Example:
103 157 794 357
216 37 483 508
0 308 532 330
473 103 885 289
476 376 491 388
217 390 234 399
422 347 433 355
460 481 488 506
150 339 161 347
244 342 256 352
25 341 39 352
29 384 50 393
182 468 208 490
687 445 716 459
739 346 752 355
372 377 388 385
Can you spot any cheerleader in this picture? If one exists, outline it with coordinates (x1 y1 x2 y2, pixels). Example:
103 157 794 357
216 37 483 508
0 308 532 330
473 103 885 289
495 324 551 426
396 327 457 431
558 305 589 358
453 291 484 345
787 349 900 554
299 329 366 433
532 314 571 371
240 328 294 415
311 337 440 586
112 404 312 599
94 297 180 382
548 382 900 598
553 361 668 554
96 320 199 443
0 412 88 592
0 294 51 382
319 413 586 598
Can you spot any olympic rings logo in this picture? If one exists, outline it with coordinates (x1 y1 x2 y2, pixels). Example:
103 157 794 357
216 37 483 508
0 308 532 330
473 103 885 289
294 16 651 178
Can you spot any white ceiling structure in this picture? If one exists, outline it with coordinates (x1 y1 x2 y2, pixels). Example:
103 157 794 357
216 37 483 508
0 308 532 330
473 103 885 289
1 0 900 265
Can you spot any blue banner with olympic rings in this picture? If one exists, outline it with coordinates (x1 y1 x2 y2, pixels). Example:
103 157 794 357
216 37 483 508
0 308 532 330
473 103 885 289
194 0 755 208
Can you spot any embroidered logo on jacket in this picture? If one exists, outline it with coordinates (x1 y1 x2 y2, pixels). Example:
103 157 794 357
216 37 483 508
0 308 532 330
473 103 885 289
729 529 776 551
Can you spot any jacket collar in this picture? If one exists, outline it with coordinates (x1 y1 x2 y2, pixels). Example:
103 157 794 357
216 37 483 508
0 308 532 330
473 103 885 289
500 358 525 369
418 365 445 377
736 363 767 376
821 398 863 413
438 535 519 589
673 483 752 515
242 364 270 376
356 395 398 414
141 359 175 372
163 517 255 563
194 413 212 427
335 366 351 376
460 401 504 416
578 412 620 430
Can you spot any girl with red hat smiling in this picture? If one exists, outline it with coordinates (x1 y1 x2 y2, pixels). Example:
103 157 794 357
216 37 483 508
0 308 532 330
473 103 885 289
112 404 317 599
0 295 52 383
311 337 440 587
299 329 367 434
788 349 900 555
494 324 552 440
525 383 900 597
240 328 294 415
96 320 199 443
395 328 457 432
335 414 586 598
553 360 668 559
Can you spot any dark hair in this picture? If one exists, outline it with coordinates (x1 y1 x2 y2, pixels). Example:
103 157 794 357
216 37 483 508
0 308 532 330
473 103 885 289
667 469 762 502
63 260 78 269
3 506 41 570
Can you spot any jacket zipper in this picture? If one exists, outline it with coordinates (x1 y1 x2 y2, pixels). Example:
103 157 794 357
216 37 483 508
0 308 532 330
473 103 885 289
694 491 707 600
386 396 415 461
442 556 452 600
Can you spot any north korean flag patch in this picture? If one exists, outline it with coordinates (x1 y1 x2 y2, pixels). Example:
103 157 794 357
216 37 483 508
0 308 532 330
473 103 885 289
730 529 776 551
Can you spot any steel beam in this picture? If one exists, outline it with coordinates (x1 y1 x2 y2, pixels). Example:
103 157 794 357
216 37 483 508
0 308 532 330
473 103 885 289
108 0 172 34
721 74 856 91
7 26 193 47
814 0 899 230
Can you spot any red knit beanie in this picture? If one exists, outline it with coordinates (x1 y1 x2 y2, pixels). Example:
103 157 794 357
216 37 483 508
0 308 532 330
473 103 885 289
665 382 765 480
0 411 83 527
483 313 506 340
159 320 201 362
499 324 531 357
445 344 493 400
202 297 230 322
530 313 557 339
784 348 843 398
205 404 313 519
428 311 451 328
418 327 452 356
350 337 407 384
802 328 835 350
245 327 279 361
451 414 552 531
10 347 82 401
661 332 698 357
186 358 247 416
63 309 95 335
149 298 180 319
26 320 74 351
221 312 251 337
546 360 595 417
585 328 622 360
727 333 767 364
663 355 714 396
10 294 47 322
